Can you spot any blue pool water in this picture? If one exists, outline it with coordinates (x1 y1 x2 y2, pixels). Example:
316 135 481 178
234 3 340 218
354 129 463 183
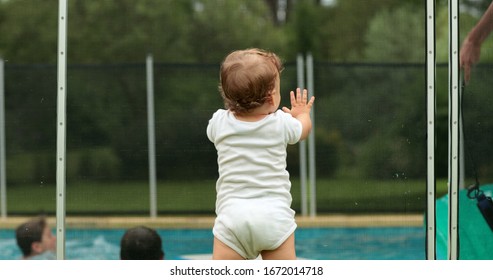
0 227 425 260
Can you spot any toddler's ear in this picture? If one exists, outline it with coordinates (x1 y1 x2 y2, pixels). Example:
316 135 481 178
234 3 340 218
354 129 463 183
266 92 274 105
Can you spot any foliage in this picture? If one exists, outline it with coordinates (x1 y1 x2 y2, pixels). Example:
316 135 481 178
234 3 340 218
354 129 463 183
1 0 491 186
364 4 424 63
461 0 492 13
317 0 418 62
0 0 489 63
186 0 287 62
284 0 323 58
0 0 288 63
0 0 58 63
67 0 195 63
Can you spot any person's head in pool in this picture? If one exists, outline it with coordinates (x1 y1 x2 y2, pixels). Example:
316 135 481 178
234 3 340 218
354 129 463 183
219 48 283 116
120 226 164 260
16 216 56 260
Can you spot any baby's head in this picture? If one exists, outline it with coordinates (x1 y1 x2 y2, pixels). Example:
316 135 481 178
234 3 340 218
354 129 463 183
219 48 283 114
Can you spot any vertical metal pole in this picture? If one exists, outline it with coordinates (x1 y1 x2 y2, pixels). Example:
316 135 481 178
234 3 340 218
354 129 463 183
306 53 316 217
56 0 68 260
0 59 6 219
448 0 460 260
425 0 436 260
146 54 157 218
459 119 465 189
296 54 307 216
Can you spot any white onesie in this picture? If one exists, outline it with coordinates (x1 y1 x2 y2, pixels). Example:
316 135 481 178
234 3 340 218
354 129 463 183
207 109 302 259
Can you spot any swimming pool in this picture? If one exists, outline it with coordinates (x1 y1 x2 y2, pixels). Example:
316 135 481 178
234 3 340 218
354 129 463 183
0 227 425 260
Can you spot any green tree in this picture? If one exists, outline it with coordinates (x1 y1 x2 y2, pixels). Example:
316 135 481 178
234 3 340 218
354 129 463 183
461 0 491 13
0 0 289 63
318 0 423 62
68 0 194 63
186 0 287 62
364 4 425 63
284 0 323 57
0 0 58 63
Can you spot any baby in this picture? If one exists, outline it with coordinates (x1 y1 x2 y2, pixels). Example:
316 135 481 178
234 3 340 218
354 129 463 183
207 48 314 259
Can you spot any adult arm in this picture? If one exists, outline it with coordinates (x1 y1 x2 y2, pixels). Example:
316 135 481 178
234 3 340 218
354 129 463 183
461 1 493 83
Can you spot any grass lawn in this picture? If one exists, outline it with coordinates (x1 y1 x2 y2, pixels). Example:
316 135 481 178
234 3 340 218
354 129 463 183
4 178 449 215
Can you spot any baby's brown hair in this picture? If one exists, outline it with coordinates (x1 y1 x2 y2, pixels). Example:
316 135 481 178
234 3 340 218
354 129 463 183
219 48 283 114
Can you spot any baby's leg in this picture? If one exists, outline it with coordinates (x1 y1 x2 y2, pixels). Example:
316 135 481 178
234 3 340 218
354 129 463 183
212 237 245 260
260 233 296 260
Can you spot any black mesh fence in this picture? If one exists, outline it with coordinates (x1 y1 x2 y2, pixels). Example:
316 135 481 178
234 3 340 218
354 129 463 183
3 61 436 215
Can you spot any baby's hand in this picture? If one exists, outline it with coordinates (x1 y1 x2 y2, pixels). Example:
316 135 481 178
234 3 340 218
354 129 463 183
282 88 315 117
282 88 315 141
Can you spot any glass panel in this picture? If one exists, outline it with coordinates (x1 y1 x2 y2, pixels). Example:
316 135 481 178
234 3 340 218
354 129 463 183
435 0 493 260
456 0 493 260
0 0 429 260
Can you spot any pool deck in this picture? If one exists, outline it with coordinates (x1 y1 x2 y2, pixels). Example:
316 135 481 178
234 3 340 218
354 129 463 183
0 214 423 229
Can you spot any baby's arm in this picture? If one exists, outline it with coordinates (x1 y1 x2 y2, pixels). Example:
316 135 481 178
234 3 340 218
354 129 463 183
282 88 315 141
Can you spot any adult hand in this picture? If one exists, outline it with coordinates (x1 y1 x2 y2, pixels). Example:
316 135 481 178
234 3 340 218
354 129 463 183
460 39 481 83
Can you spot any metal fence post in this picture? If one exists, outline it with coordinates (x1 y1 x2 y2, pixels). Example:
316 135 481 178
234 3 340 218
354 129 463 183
425 0 436 260
448 0 460 260
297 54 308 216
0 59 6 219
56 0 68 260
306 53 317 217
146 54 157 218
